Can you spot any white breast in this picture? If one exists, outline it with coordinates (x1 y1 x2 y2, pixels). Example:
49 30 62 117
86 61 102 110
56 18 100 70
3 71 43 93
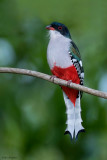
47 30 73 69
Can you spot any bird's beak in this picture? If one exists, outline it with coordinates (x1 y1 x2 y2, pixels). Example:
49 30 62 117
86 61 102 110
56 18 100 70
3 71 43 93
46 25 55 30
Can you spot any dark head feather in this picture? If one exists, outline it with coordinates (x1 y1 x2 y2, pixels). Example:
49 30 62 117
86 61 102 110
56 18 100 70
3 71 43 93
50 22 71 39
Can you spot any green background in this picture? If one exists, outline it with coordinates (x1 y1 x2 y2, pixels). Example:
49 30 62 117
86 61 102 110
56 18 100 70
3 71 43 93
0 0 107 159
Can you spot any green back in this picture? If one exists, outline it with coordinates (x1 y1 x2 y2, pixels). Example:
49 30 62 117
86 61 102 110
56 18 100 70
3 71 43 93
70 41 81 61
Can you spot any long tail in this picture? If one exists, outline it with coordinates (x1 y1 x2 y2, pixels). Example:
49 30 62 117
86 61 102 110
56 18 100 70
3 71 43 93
63 92 84 139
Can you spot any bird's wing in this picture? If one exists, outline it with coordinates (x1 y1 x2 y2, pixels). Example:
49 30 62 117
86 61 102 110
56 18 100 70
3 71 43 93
69 41 84 98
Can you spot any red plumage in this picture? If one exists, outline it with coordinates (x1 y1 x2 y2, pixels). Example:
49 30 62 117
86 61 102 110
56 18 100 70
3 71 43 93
51 65 80 106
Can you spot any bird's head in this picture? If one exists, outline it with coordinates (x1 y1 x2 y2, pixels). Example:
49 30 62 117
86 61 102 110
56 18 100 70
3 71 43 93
46 22 71 39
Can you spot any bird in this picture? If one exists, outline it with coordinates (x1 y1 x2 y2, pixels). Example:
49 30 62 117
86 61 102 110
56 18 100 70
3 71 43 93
46 22 85 139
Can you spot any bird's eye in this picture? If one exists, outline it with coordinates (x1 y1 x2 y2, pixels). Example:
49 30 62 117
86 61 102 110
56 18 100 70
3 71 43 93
58 26 62 30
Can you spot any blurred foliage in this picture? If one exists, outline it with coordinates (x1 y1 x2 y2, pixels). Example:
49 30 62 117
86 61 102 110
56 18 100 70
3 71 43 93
0 0 107 159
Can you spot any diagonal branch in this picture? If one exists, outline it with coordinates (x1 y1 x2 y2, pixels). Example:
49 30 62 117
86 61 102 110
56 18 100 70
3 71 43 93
0 67 107 99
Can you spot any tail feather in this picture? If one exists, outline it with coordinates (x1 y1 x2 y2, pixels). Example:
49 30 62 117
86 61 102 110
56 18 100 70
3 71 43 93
63 92 84 139
74 95 84 137
63 92 75 138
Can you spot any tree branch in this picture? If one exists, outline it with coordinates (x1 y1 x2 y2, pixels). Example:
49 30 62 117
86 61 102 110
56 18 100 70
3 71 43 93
0 67 107 99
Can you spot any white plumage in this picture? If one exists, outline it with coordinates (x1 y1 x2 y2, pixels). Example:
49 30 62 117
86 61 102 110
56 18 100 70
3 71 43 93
47 30 73 69
63 92 84 138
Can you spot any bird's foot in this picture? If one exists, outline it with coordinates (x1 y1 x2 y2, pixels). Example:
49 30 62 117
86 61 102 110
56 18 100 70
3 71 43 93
50 75 57 82
67 80 72 87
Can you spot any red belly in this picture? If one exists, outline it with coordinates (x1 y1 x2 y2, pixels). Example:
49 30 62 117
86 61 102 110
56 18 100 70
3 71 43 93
51 65 80 106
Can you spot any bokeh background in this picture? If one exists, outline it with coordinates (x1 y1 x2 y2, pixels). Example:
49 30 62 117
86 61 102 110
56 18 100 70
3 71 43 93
0 0 107 159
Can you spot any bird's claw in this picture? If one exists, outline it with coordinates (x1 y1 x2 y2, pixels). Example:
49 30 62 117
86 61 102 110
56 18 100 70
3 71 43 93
67 80 72 87
50 75 57 82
